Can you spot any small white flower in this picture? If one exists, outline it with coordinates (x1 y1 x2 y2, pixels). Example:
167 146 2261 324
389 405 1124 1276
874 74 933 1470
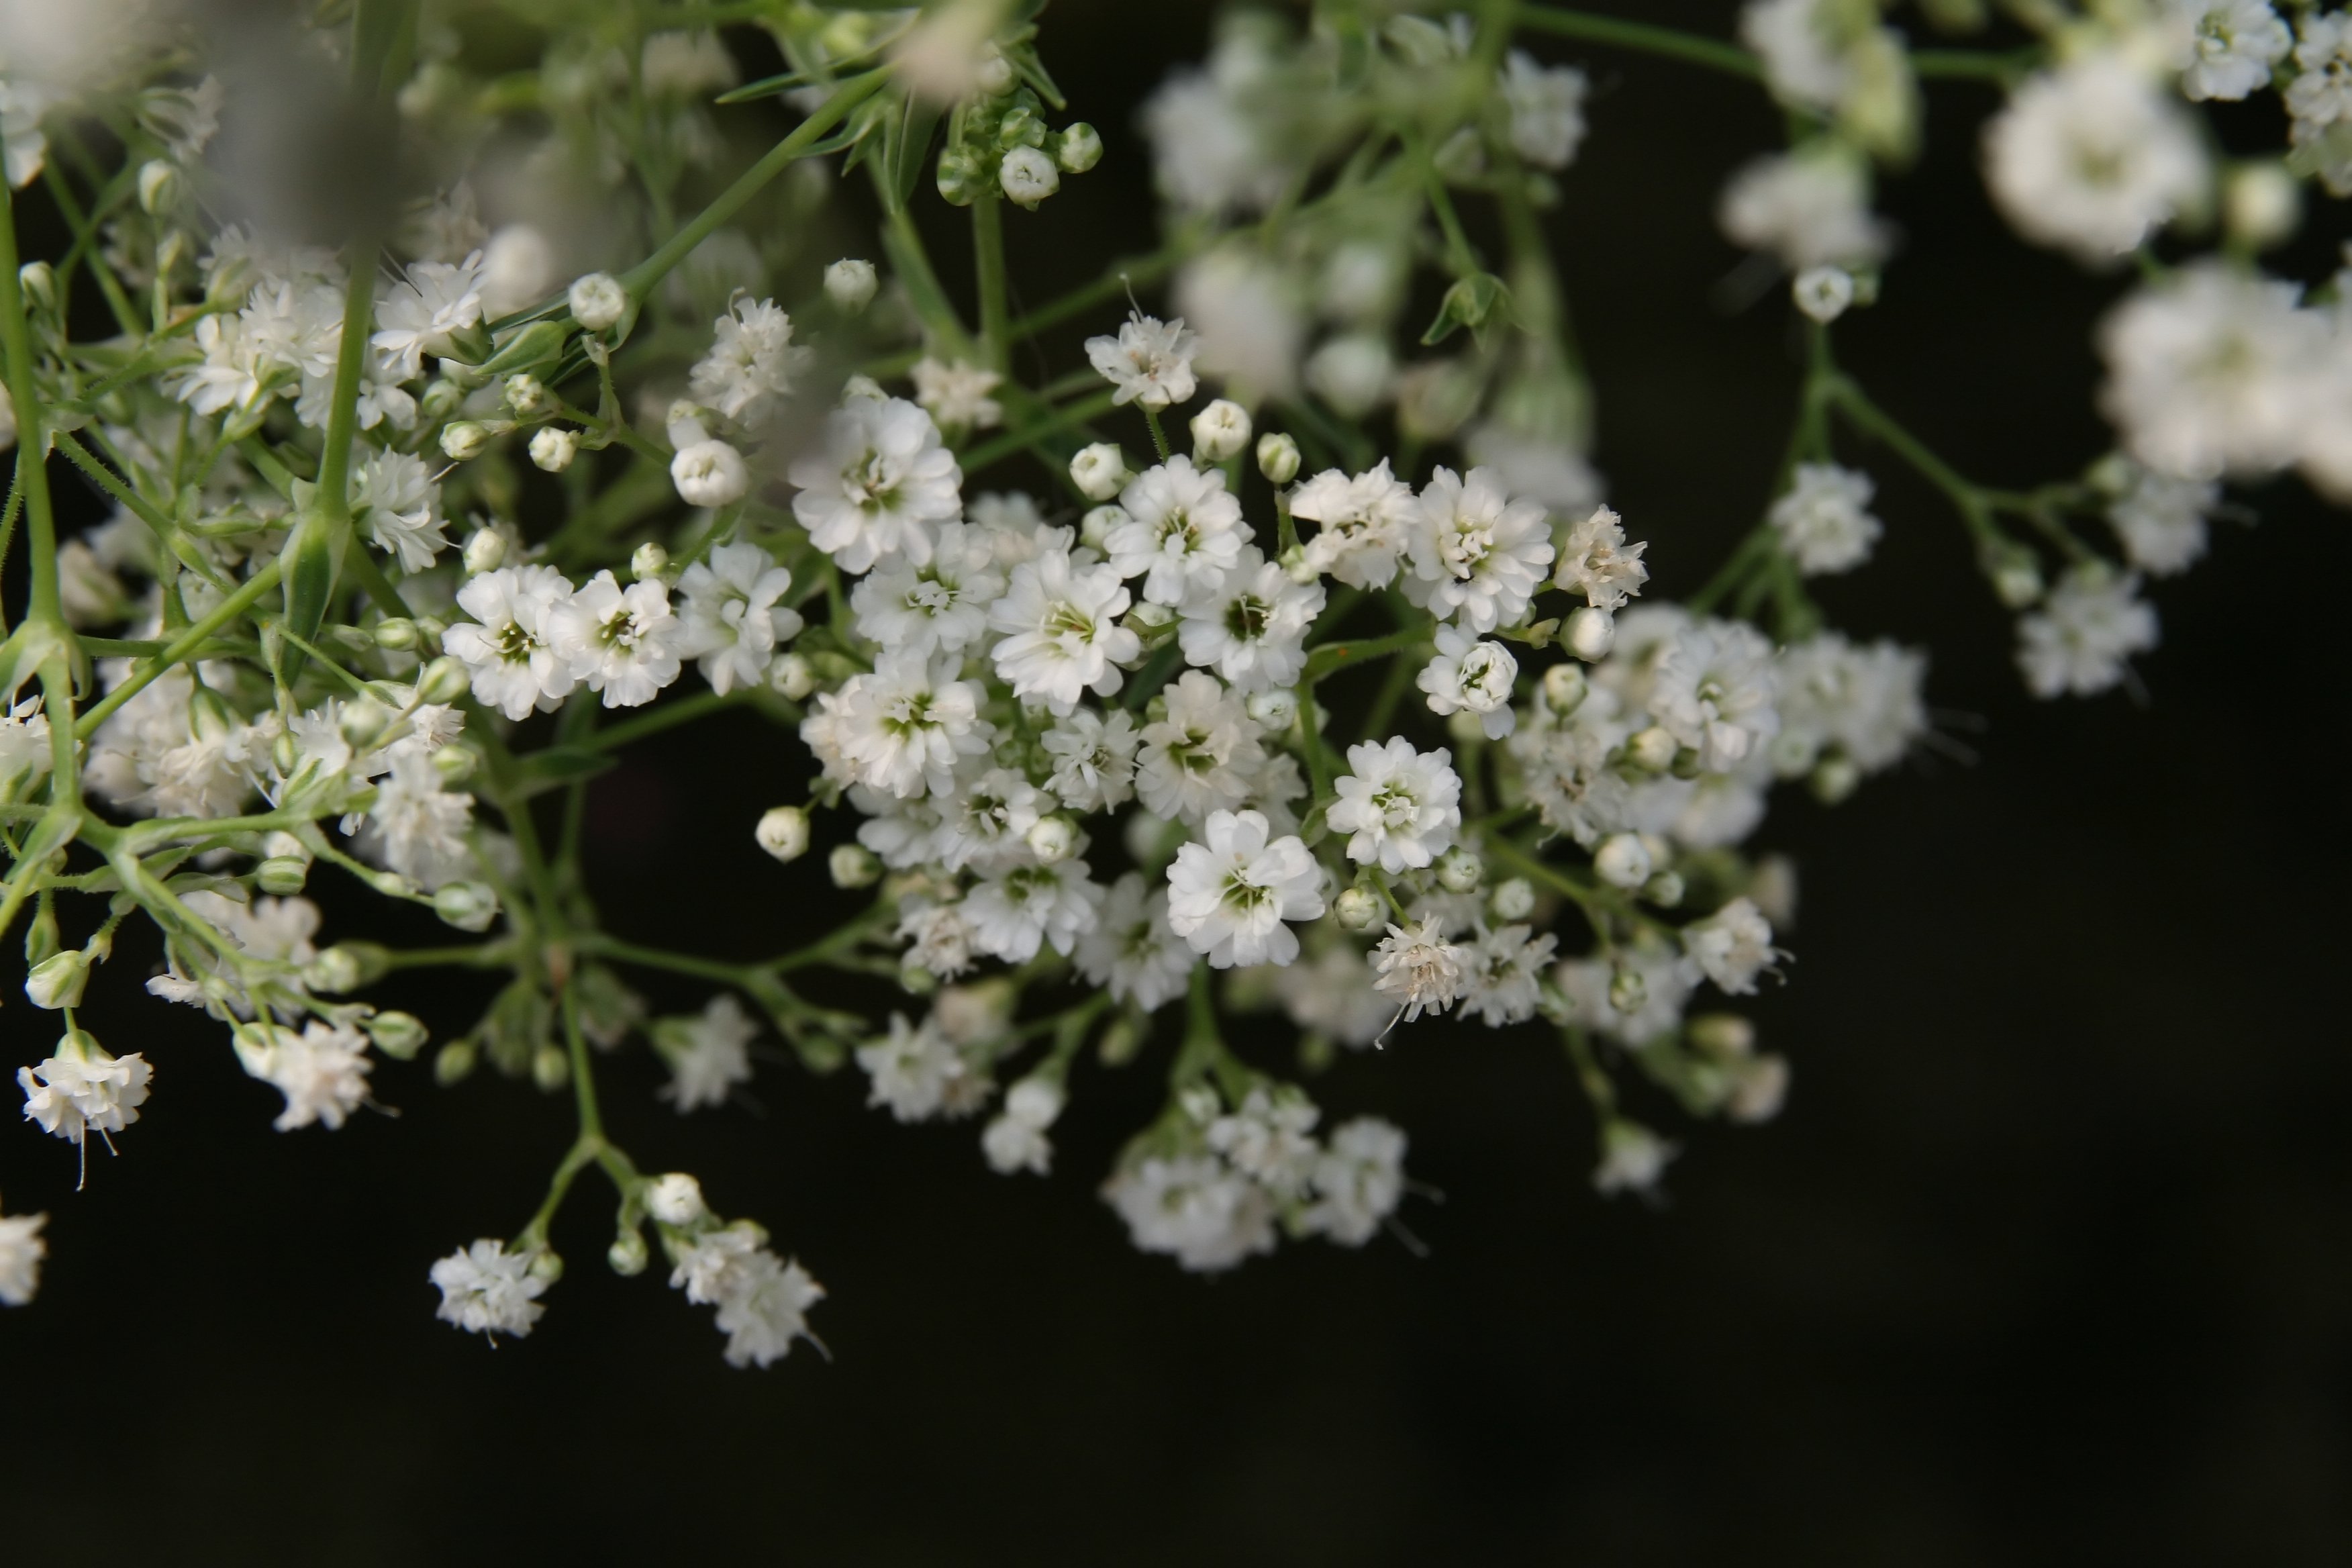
2107 465 2216 575
528 426 579 473
1417 624 1519 739
1500 50 1587 168
1136 671 1265 824
1459 924 1558 1027
987 548 1142 714
352 448 449 574
1769 462 1882 575
1649 619 1781 771
2098 262 2321 481
240 1021 373 1131
689 296 805 425
983 1076 1066 1175
1085 310 1200 409
910 355 1004 431
2173 0 2292 102
1328 737 1463 875
19 1040 153 1147
672 438 751 508
1077 871 1194 1011
999 144 1061 206
1551 504 1649 610
2017 565 2159 698
1984 54 2207 266
1108 455 1247 607
2288 14 2352 194
569 271 628 330
789 395 963 573
1176 546 1325 691
430 1238 547 1339
1305 1118 1408 1245
1792 264 1855 323
371 250 485 378
1303 333 1393 418
548 569 685 708
1291 460 1416 589
1681 897 1779 995
964 859 1104 963
1165 808 1326 969
676 541 803 694
1405 465 1555 633
1104 1153 1276 1273
366 748 475 888
1719 146 1890 270
1206 1088 1321 1197
818 648 993 799
850 520 1001 658
0 1197 45 1307
1042 705 1140 812
1593 1120 1677 1195
443 565 579 720
1372 916 1469 1024
654 994 758 1112
856 1012 968 1122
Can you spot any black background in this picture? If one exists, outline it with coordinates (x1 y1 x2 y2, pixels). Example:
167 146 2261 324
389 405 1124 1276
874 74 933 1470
4 3 2349 1562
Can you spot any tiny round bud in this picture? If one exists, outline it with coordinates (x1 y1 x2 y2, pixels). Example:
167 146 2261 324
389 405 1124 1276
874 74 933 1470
1810 754 1862 805
2225 162 2300 251
1727 1055 1790 1123
1669 744 1704 781
829 843 881 889
528 426 579 473
1687 1013 1757 1059
975 43 1016 96
24 951 89 1010
1434 846 1483 895
607 1229 650 1275
771 652 816 701
1334 885 1383 932
999 145 1061 208
303 945 362 993
1642 870 1685 908
256 855 309 897
1256 431 1302 485
671 438 749 508
1189 398 1252 462
1626 725 1677 774
630 541 670 583
825 258 879 311
1607 965 1649 1015
1280 544 1319 585
1245 688 1298 730
433 1038 478 1085
1564 605 1616 662
1069 442 1129 501
1055 121 1104 173
1026 816 1078 864
416 655 473 705
136 158 181 215
364 1010 430 1060
1489 876 1536 922
756 805 812 863
17 260 56 311
373 616 418 651
532 1043 571 1091
1594 832 1652 889
433 744 479 786
1097 1017 1141 1066
434 880 500 932
1125 600 1176 632
1791 265 1855 324
568 271 628 332
1079 504 1124 551
462 528 507 574
646 1172 707 1227
503 373 546 415
439 421 490 462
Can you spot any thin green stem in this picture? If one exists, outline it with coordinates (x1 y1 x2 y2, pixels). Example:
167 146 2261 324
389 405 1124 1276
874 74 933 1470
76 561 285 738
972 191 1010 372
1514 5 1761 79
960 387 1118 471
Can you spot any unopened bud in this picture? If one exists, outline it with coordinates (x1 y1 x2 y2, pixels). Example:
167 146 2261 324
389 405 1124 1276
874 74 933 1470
2225 162 2300 252
136 158 181 214
1626 725 1677 773
528 426 579 473
1256 431 1301 484
503 373 546 415
1245 688 1298 730
1642 870 1685 908
974 42 1016 96
824 258 879 311
646 1172 707 1226
303 945 362 993
372 616 418 651
1334 885 1383 932
1434 846 1483 894
532 1042 570 1091
1607 965 1648 1015
1097 1016 1142 1065
568 271 628 332
1189 398 1252 462
756 805 811 863
17 260 55 311
433 1038 478 1085
1540 662 1587 713
24 951 89 1010
1026 816 1077 864
607 1229 650 1275
1069 442 1129 501
434 881 500 932
415 656 471 705
440 421 490 461
998 145 1060 207
671 438 749 508
829 843 881 889
364 1010 430 1059
771 652 816 700
1079 504 1124 551
1564 605 1615 661
1489 876 1536 922
630 541 670 582
462 528 507 574
256 855 309 896
1594 832 1651 889
1055 121 1103 173
1810 754 1861 805
1687 1013 1756 1059
433 744 479 785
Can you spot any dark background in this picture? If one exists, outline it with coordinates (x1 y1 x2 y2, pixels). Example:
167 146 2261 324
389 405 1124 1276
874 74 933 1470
5 3 2349 1561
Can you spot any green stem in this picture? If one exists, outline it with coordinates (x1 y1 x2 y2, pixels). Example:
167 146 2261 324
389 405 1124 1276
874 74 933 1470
1826 378 2004 550
75 561 285 738
959 387 1118 471
1008 245 1183 342
972 191 1010 373
1513 5 1760 79
1302 622 1434 687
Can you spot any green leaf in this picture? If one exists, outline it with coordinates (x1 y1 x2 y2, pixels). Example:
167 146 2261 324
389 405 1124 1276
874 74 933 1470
886 93 946 216
1421 272 1513 347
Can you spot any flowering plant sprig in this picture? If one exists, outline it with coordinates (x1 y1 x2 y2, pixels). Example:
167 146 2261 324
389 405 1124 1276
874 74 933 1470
0 0 2339 1361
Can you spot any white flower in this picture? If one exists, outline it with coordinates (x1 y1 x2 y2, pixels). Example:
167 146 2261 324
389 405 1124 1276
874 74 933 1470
569 271 627 330
672 438 751 508
1984 55 2207 266
371 250 485 378
367 748 475 888
0 1197 44 1307
1104 1154 1276 1273
1270 945 1393 1049
1404 465 1554 633
19 1042 152 1147
2106 466 2216 576
1593 1120 1677 1196
352 448 448 573
240 1020 373 1130
2098 262 2321 480
676 541 803 694
1136 671 1265 824
789 395 963 573
1140 26 1293 216
669 1226 824 1371
1681 897 1779 995
548 569 683 708
986 548 1141 714
1077 871 1195 1011
1329 738 1463 875
1372 917 1469 1024
1793 264 1855 323
1165 808 1326 968
2288 13 2352 194
1175 246 1308 401
1303 333 1394 418
1206 1088 1320 1197
654 995 758 1112
999 144 1061 207
1108 455 1247 607
2017 565 2159 698
819 648 992 799
850 520 1001 658
1556 947 1695 1046
824 258 878 311
1305 1118 1406 1245
1719 146 1889 270
964 859 1104 963
1459 924 1558 1027
966 490 1057 567
1042 705 1140 812
1500 50 1587 168
1290 460 1416 588
2172 0 2292 101
1773 633 1928 775
443 565 579 720
1649 619 1781 771
1551 504 1649 610
0 695 52 789
1418 624 1520 739
1086 310 1200 409
983 1075 1065 1175
430 1238 547 1338
689 296 804 424
1177 546 1324 691
1769 462 1882 575
856 1012 968 1122
910 356 1004 431
934 764 1047 873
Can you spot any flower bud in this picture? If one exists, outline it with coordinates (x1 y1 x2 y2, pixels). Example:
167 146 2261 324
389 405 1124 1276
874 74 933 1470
503 373 546 415
1626 724 1677 773
975 42 1016 96
825 257 879 311
771 652 816 700
416 655 473 705
1281 545 1319 585
1245 688 1298 730
1541 662 1587 713
1097 1016 1142 1066
136 158 181 214
1594 832 1651 889
1434 846 1483 894
364 1010 430 1060
1489 876 1536 922
1069 442 1129 501
1810 753 1861 805
433 744 479 785
630 541 670 583
303 945 362 993
671 438 749 508
2224 162 2299 251
1564 605 1615 661
1334 885 1383 932
256 855 309 896
936 144 985 205
1791 265 1855 324
440 421 490 461
646 1172 707 1227
1256 431 1302 484
607 1229 650 1275
568 271 628 332
1026 816 1077 864
433 1038 478 1085
1607 965 1648 1015
1079 504 1124 551
1687 1013 1756 1059
17 260 55 311
462 528 507 574
1642 870 1685 908
756 805 811 862
1055 121 1103 173
1189 397 1252 462
829 843 881 889
24 951 89 1010
1727 1054 1790 1123
434 881 500 932
372 616 418 651
532 1043 570 1091
528 426 579 473
998 145 1060 207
